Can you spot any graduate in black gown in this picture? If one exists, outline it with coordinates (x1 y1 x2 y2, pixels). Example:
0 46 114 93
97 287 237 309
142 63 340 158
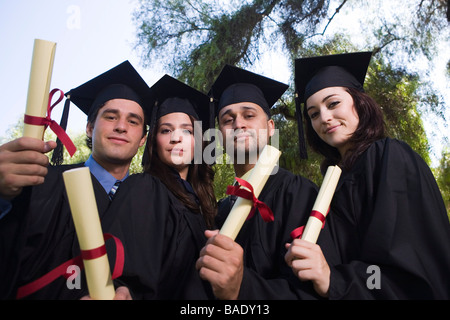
196 65 338 299
102 75 216 299
144 75 217 231
285 51 450 299
0 61 153 299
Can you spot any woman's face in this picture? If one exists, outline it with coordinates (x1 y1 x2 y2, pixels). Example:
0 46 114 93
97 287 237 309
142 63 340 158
156 112 195 176
306 86 360 156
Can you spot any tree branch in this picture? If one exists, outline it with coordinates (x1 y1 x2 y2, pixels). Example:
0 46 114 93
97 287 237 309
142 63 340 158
372 20 405 54
271 100 296 120
305 0 348 40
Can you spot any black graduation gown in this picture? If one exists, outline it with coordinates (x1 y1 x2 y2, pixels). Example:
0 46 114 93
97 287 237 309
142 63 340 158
327 138 450 299
102 172 214 300
0 163 110 299
216 167 339 299
0 165 212 300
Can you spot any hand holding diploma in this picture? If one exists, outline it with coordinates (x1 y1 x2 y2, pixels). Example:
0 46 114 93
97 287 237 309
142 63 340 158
284 238 331 297
63 167 115 300
14 166 123 299
284 166 340 297
0 137 56 199
197 146 280 299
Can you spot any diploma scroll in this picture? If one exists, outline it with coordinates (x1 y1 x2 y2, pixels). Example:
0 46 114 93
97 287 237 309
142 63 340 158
23 39 57 139
220 145 281 240
63 167 115 300
301 165 341 243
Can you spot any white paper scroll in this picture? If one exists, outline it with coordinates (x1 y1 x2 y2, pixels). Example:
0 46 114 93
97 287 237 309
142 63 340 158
63 167 115 300
220 145 281 240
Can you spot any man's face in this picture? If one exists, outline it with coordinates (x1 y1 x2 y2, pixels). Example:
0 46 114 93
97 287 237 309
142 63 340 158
217 102 274 164
86 98 146 167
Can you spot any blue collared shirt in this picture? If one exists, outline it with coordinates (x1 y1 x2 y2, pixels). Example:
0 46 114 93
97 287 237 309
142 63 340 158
84 155 129 194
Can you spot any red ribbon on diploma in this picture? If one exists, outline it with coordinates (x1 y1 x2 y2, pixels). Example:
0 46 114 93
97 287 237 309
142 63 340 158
23 88 77 156
16 233 124 299
226 177 274 223
290 209 329 239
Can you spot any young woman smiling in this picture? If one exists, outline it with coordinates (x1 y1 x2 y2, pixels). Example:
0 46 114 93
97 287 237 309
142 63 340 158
285 52 450 299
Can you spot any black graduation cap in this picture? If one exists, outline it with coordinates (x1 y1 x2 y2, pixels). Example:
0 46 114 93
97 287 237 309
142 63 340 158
295 51 372 103
208 64 289 118
51 60 152 165
149 74 212 133
66 60 153 119
293 51 373 159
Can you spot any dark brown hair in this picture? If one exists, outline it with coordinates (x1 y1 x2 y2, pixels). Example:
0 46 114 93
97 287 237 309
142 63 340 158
304 87 387 172
143 115 217 229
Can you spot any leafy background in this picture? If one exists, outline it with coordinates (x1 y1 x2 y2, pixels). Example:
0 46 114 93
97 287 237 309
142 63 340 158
2 0 449 215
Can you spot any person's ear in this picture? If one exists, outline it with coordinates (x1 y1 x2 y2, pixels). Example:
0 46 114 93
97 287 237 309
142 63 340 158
86 122 94 138
139 134 147 148
267 119 275 137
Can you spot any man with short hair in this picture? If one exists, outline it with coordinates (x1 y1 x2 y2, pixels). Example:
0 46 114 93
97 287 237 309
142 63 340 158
196 65 337 300
0 61 151 299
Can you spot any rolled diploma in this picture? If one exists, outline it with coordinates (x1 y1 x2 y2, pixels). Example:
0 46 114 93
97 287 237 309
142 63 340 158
220 145 281 240
62 167 115 300
23 39 57 139
301 165 342 243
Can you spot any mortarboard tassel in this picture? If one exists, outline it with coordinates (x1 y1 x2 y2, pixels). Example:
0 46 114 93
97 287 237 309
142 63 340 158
208 97 216 161
51 95 71 165
294 92 308 160
141 100 159 168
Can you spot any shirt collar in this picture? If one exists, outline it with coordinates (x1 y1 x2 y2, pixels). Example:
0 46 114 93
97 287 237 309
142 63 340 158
85 155 129 193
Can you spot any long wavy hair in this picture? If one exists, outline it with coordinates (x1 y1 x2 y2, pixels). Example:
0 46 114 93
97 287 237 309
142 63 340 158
143 114 217 229
304 87 387 173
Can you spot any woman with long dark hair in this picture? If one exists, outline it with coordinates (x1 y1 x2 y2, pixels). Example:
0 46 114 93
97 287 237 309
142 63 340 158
142 75 217 229
102 75 217 299
285 52 450 299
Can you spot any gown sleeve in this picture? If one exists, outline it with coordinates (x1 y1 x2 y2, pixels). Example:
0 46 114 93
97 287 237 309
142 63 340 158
328 138 450 299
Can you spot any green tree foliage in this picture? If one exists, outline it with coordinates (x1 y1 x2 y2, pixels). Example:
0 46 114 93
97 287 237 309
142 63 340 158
212 150 235 200
134 0 332 89
133 0 449 201
435 148 450 214
133 0 448 89
365 55 431 164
